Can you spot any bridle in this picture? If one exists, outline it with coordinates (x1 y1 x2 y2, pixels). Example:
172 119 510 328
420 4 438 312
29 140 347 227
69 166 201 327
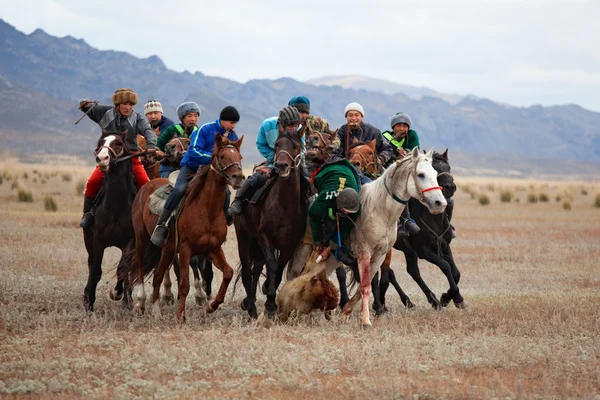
384 157 443 204
349 145 381 179
274 134 303 175
309 131 334 157
211 145 243 184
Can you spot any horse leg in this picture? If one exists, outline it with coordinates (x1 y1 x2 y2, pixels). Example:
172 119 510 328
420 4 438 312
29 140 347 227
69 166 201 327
152 248 176 317
114 246 133 310
238 236 256 318
258 236 279 318
358 255 373 327
420 248 458 308
190 255 207 306
288 242 313 280
83 244 104 312
161 262 175 306
371 272 385 316
442 246 466 308
201 260 214 300
405 250 440 309
388 268 415 308
335 267 350 310
176 245 192 321
206 247 233 313
378 254 391 311
132 238 147 314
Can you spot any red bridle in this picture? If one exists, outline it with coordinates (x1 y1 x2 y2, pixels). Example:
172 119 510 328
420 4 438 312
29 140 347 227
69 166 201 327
421 185 443 193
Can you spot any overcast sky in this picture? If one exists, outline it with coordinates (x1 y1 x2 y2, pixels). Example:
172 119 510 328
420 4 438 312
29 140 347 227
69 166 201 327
3 0 599 111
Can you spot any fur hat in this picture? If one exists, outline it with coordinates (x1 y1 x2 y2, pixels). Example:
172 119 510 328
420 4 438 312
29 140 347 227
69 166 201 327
278 106 301 128
305 116 331 134
219 106 240 122
390 112 412 129
288 96 310 114
112 88 138 106
336 188 360 213
144 100 163 115
176 102 201 121
344 102 364 118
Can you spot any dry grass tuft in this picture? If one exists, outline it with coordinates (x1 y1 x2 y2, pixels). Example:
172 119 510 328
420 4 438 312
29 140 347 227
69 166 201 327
562 200 572 210
499 190 513 203
61 172 72 182
44 196 58 212
539 192 549 202
22 172 28 180
581 188 588 195
75 179 86 196
478 193 490 206
594 193 600 208
527 193 538 203
11 180 19 190
17 189 33 202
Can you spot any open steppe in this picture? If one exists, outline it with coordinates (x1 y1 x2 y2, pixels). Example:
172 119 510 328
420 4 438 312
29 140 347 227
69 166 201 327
1 159 599 399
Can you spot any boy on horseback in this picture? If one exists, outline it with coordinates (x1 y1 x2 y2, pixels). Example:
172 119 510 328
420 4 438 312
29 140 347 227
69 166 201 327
309 159 362 265
381 112 421 164
150 106 241 247
78 88 164 229
156 102 201 178
144 99 176 134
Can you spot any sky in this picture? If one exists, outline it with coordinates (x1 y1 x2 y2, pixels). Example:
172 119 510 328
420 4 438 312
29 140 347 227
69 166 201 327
2 0 599 111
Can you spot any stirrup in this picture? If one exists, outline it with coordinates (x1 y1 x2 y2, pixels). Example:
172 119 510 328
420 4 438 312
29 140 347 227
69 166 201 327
404 218 421 235
79 212 94 229
150 224 170 247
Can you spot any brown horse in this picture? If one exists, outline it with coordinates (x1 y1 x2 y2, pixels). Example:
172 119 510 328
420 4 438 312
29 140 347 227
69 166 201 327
123 135 245 321
136 134 160 179
234 131 311 319
348 138 382 179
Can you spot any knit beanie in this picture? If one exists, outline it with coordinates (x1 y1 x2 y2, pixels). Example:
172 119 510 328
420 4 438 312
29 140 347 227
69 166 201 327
288 96 310 114
278 106 301 128
219 106 240 122
344 102 364 117
112 88 138 106
336 188 360 213
176 102 201 121
144 100 163 115
390 112 412 129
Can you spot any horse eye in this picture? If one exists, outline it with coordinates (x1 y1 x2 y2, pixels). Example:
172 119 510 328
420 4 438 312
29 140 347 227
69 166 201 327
368 152 373 155
418 173 425 179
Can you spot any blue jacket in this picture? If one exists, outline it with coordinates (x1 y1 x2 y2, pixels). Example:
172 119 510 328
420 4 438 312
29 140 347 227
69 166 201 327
181 119 239 171
256 116 305 164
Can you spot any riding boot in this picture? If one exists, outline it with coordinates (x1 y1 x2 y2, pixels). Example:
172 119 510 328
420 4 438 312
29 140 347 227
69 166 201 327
224 188 233 226
397 207 420 238
150 208 172 247
445 198 456 238
79 196 95 229
230 178 257 215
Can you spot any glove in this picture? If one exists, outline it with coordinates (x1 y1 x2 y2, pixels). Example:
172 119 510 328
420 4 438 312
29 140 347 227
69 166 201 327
78 99 94 110
334 245 354 265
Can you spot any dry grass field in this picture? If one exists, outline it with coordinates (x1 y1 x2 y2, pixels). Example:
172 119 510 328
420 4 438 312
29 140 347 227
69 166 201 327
1 159 599 399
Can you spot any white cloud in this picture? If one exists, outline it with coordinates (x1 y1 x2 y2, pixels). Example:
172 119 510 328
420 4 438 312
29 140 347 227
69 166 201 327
1 0 599 110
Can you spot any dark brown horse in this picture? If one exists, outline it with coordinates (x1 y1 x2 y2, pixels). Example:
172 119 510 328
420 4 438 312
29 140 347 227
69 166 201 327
84 131 137 311
234 131 311 319
123 135 245 321
136 134 160 179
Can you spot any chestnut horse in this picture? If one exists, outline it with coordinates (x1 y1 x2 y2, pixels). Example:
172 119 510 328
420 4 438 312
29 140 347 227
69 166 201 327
234 131 311 319
122 135 245 321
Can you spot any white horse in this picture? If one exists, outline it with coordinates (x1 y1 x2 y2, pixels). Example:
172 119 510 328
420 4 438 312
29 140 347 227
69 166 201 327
323 147 447 327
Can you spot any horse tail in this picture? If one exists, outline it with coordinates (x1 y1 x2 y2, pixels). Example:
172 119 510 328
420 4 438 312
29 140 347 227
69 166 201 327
142 242 163 278
117 248 137 283
347 259 360 291
230 262 243 301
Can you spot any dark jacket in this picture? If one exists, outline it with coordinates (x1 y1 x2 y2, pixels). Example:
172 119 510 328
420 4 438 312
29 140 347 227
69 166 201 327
82 104 157 151
333 122 393 164
156 115 176 135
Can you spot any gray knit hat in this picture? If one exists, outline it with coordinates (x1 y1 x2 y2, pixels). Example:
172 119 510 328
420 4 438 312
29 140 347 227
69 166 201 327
278 106 301 128
390 112 412 129
336 188 360 213
176 102 201 121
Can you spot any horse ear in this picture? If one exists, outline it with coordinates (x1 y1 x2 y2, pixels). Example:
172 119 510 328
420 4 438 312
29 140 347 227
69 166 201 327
232 135 244 150
352 137 359 145
442 149 449 160
426 148 434 158
215 133 224 147
411 147 420 158
369 138 377 150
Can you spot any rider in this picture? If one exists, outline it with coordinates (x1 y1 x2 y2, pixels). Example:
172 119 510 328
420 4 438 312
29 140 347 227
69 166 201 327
78 88 163 229
150 106 241 246
309 158 362 265
229 105 305 215
332 102 393 168
156 102 201 178
143 99 176 134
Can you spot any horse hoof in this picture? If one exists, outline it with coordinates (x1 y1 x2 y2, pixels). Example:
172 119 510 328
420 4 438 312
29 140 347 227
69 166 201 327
206 302 218 314
261 282 268 295
360 321 373 329
176 312 186 323
342 304 353 316
195 295 207 307
454 301 467 309
240 298 248 311
161 295 175 306
109 289 123 302
406 301 416 309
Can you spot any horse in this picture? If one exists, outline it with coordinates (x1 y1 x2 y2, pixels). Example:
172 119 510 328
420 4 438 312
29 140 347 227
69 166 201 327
234 130 311 319
322 147 447 327
378 150 465 309
136 135 160 179
348 138 383 180
123 134 245 321
83 131 138 311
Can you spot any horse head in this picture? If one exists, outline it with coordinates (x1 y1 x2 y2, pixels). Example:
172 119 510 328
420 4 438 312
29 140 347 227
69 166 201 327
305 118 335 165
348 138 380 178
213 134 245 189
274 131 303 178
164 137 190 164
403 147 447 214
432 149 456 199
95 131 127 172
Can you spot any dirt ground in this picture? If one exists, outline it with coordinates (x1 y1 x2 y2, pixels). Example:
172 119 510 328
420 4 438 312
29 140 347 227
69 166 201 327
1 160 599 399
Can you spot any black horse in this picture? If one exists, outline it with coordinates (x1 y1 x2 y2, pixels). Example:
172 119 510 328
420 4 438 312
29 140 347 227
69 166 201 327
373 150 464 311
83 131 137 311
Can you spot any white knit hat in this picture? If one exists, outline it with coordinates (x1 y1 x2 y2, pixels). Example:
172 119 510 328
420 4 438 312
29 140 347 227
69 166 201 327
144 100 163 115
344 102 364 118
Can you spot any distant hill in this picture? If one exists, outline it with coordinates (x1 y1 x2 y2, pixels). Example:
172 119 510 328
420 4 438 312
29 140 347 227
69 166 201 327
307 75 463 104
1 19 599 174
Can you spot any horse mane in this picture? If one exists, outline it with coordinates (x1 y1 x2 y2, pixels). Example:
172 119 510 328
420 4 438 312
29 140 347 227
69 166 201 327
359 155 415 213
185 165 210 200
279 131 302 144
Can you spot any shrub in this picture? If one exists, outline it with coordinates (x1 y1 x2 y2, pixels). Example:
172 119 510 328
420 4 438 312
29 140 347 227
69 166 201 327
18 189 33 202
555 194 562 202
515 197 520 203
22 172 28 180
581 189 588 195
32 178 37 183
41 179 47 184
0 176 3 185
33 169 38 174
562 201 571 211
594 194 600 208
539 193 549 202
500 190 513 203
11 180 19 190
75 179 86 196
44 196 58 212
487 184 495 192
478 193 490 206
527 193 538 203
61 172 72 182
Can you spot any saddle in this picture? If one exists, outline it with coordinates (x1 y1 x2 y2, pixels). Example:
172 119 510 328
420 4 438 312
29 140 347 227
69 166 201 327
148 166 210 216
250 175 278 204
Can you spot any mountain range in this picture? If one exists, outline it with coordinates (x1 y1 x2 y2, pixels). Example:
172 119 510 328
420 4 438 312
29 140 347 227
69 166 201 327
1 19 599 177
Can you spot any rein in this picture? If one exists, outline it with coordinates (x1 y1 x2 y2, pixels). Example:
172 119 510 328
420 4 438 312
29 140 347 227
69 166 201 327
349 145 381 179
211 145 242 182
